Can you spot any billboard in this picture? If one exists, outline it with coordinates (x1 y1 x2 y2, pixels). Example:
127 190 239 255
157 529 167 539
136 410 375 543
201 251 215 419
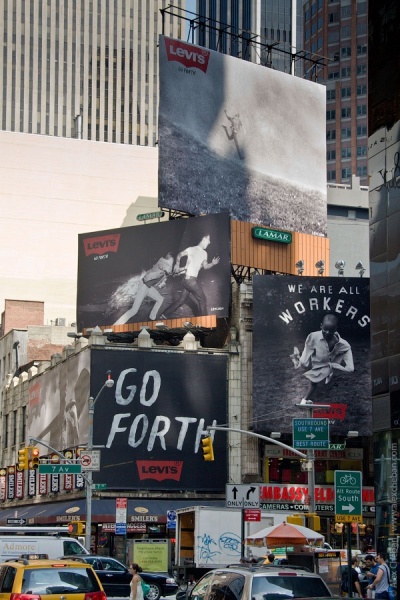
158 36 327 236
27 350 90 453
253 275 371 435
90 348 228 491
77 213 230 329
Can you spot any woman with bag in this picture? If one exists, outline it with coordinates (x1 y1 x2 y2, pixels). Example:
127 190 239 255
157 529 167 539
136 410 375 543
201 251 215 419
129 563 150 600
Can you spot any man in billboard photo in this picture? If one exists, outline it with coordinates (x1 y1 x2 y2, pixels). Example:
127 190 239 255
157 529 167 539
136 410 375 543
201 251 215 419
113 252 174 324
160 235 220 318
290 314 354 404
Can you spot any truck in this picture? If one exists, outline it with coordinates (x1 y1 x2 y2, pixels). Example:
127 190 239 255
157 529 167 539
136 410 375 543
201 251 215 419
0 526 88 562
173 506 242 582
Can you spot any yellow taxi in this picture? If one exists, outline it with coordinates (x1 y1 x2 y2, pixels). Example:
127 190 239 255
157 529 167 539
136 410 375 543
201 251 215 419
0 556 107 600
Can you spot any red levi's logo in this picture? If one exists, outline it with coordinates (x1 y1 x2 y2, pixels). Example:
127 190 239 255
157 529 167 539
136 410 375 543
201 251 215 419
313 403 347 420
137 460 183 482
83 234 120 256
165 38 210 74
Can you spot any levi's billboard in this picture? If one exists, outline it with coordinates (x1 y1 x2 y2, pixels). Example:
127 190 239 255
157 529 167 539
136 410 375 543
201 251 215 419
252 275 371 436
90 348 228 491
158 35 327 236
77 213 230 329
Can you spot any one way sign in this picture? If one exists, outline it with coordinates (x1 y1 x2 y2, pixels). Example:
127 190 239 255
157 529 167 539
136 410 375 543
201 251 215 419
226 484 260 508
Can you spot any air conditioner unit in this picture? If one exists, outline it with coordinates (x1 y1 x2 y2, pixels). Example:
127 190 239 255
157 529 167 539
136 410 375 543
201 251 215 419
55 317 66 326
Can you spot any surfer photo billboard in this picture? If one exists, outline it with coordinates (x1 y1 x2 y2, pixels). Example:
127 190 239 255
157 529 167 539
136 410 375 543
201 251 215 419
158 35 327 236
253 275 371 435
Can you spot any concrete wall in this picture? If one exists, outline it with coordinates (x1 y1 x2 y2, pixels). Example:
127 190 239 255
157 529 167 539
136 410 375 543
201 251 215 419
0 131 159 326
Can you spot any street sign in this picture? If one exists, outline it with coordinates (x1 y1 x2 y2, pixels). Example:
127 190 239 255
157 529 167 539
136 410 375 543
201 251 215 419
292 418 330 449
80 451 100 472
226 484 260 508
115 497 127 535
93 483 107 490
334 470 362 522
244 509 261 522
38 464 82 474
7 518 26 525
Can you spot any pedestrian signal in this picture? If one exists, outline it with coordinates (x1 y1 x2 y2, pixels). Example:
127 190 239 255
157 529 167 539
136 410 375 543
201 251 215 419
68 522 85 535
18 448 29 470
201 436 214 461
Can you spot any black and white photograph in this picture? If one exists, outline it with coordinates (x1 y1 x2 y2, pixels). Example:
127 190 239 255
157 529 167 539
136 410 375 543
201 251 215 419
76 213 230 329
27 351 90 453
158 36 327 236
90 348 228 492
253 275 371 436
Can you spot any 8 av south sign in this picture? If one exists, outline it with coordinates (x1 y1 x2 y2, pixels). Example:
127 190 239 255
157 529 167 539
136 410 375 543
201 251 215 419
334 470 362 523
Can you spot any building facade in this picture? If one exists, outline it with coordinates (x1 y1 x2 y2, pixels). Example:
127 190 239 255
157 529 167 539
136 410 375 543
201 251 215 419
368 0 400 577
0 0 184 146
303 0 368 186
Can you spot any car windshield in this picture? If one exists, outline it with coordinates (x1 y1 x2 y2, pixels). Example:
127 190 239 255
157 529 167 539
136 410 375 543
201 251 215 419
22 567 99 595
252 575 331 600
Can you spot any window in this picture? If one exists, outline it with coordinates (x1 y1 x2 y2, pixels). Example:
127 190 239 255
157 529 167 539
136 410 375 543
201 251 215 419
342 148 351 158
327 129 336 140
357 2 367 14
327 109 336 120
357 64 367 75
328 32 340 44
357 44 367 55
341 47 351 57
341 25 351 38
327 150 336 160
342 167 352 178
327 89 336 101
357 165 367 177
329 11 339 23
341 87 351 98
341 107 351 118
318 16 323 29
327 169 336 181
341 5 352 17
357 22 367 34
341 128 351 139
341 67 351 77
357 84 367 95
305 9 310 21
357 104 367 116
357 145 367 156
328 71 340 79
357 125 367 136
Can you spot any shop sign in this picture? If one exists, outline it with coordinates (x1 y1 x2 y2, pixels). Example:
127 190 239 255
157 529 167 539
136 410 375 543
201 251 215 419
251 226 292 244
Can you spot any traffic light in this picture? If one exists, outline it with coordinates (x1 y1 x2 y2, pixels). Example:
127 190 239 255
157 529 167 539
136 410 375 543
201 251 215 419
18 448 29 470
31 447 40 469
307 514 321 531
68 522 85 535
287 514 304 526
201 436 214 461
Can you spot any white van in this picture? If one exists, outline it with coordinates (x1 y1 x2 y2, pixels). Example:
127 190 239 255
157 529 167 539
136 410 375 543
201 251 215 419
0 527 88 562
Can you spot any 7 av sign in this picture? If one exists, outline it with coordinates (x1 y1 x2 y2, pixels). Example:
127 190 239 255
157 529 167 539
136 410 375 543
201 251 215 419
334 470 362 523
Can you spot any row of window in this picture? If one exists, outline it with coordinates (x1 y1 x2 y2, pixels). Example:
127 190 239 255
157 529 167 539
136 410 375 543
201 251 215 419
327 1 367 22
327 165 368 181
326 84 367 100
327 146 367 160
328 64 367 78
327 125 368 141
327 105 367 120
326 44 368 58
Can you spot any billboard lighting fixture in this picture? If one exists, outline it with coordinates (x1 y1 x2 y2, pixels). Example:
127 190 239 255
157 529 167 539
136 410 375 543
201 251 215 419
315 260 325 275
347 430 359 438
270 432 281 439
335 260 345 276
183 321 194 329
156 322 169 331
295 260 304 276
355 261 366 278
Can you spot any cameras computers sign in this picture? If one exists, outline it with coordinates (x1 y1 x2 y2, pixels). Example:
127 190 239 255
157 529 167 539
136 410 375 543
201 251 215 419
334 470 362 523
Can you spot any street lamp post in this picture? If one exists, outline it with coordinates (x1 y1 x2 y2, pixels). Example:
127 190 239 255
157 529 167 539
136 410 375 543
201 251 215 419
85 373 114 552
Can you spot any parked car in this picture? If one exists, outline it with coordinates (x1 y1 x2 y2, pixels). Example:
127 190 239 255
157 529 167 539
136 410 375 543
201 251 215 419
181 563 339 600
0 556 106 600
63 554 178 599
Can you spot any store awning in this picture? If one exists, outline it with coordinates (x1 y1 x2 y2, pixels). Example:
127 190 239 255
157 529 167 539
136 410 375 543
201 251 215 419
0 498 224 525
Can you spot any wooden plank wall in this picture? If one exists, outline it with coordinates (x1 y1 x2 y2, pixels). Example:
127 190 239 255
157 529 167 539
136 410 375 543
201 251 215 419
231 220 330 276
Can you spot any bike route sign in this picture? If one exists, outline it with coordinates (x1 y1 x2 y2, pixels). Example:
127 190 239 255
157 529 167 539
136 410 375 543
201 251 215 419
334 470 362 523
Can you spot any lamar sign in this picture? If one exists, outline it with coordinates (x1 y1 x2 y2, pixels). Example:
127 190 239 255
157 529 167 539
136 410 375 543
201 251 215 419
252 226 292 244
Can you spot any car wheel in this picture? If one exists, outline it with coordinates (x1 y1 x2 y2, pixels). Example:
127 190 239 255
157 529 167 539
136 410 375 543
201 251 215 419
146 583 162 600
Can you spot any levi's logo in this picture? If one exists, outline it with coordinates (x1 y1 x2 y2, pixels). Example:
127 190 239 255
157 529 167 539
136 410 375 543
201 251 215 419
137 460 183 482
165 38 210 73
83 233 120 256
313 403 347 420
